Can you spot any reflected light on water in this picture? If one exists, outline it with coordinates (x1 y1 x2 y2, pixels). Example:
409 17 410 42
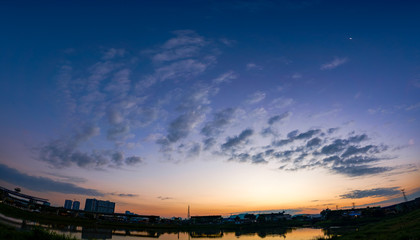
52 227 325 240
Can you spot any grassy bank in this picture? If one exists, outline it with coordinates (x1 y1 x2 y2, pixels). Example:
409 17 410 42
0 203 95 227
318 209 420 240
0 222 77 240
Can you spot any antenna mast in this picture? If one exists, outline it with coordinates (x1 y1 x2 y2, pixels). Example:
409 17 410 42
401 189 408 202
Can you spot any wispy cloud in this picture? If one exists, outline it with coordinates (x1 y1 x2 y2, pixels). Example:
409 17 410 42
246 63 263 70
212 71 237 84
247 91 266 104
271 97 294 108
291 73 302 79
268 111 292 125
109 193 139 198
320 57 348 70
340 187 401 199
406 102 420 111
157 196 174 200
43 172 87 183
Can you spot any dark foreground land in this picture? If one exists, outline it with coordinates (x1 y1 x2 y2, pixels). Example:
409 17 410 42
318 208 420 240
1 202 420 240
0 222 77 240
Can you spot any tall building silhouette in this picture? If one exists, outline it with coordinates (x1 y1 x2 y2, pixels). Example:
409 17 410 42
84 198 115 213
64 199 72 209
72 200 80 210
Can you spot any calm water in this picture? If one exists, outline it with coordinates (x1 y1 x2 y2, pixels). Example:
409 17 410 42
1 213 328 240
52 227 327 240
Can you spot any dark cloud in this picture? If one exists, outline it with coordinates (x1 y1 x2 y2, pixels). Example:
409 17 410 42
38 135 142 169
341 145 374 158
272 150 296 161
348 134 368 143
287 130 299 139
251 153 268 164
321 139 348 155
272 129 321 147
222 129 254 150
201 108 236 137
321 134 369 156
331 165 392 177
110 193 138 198
74 125 101 142
307 137 322 147
168 112 202 143
340 156 380 165
38 124 103 168
107 124 130 140
111 151 124 165
260 127 277 137
264 130 393 177
0 164 103 196
264 149 274 156
340 187 401 199
229 153 250 162
38 139 107 168
323 155 340 163
295 129 321 140
272 138 293 147
157 196 173 200
327 127 339 134
158 85 215 154
188 143 201 157
294 153 308 162
203 137 216 150
268 111 291 125
125 156 143 166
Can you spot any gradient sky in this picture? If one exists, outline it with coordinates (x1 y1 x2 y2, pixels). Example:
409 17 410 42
0 0 419 217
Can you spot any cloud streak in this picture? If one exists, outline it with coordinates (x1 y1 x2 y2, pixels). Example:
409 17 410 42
0 164 103 196
222 129 254 150
320 57 348 70
340 187 401 199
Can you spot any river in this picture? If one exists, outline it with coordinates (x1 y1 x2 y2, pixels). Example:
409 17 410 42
1 213 330 240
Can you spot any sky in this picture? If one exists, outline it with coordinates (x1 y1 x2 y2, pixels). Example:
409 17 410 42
0 0 419 217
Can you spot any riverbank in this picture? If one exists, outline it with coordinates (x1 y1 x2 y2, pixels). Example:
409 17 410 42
317 208 420 240
0 222 77 240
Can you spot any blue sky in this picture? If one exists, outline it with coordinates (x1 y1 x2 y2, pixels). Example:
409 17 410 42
0 0 419 216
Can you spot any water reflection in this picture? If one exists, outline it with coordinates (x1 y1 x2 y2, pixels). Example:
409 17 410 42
0 215 327 240
81 228 113 239
52 227 325 240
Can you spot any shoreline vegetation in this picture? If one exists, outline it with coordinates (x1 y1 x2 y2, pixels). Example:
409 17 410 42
1 203 420 239
0 222 77 240
316 208 420 240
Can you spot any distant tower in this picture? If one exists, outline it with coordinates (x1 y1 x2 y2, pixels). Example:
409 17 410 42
352 202 355 209
336 205 338 210
401 189 408 202
187 205 190 219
